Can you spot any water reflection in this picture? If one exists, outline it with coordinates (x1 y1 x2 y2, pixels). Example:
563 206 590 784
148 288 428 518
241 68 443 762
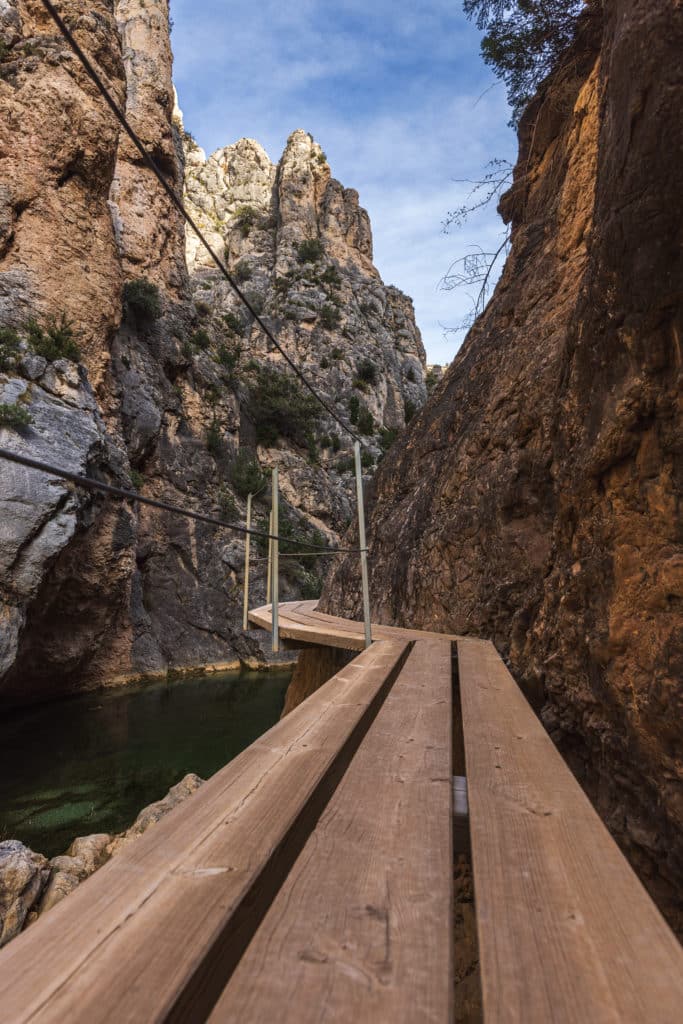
0 669 291 857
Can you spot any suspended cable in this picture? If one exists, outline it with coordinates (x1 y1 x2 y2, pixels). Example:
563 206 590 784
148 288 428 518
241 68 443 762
0 447 360 555
39 0 363 447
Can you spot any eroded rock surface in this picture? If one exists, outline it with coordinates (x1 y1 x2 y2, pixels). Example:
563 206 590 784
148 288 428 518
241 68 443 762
323 1 683 933
0 840 49 946
0 1 425 702
0 773 204 946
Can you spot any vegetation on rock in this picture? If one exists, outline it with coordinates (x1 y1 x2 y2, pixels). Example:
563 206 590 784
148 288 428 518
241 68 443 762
123 279 162 327
463 0 585 121
0 402 32 431
230 450 265 498
247 363 321 447
27 316 80 363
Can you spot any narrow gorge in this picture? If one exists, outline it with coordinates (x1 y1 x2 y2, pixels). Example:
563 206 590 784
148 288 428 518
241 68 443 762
0 0 681 986
0 0 425 706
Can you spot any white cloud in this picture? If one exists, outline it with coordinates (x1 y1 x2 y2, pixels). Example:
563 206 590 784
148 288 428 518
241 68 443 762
170 0 517 364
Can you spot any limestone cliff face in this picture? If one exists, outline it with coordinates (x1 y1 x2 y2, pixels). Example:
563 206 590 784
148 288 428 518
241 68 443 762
0 1 425 702
323 1 683 932
182 127 426 536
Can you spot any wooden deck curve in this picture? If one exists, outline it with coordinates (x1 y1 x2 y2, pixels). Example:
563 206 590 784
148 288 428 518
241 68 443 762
248 599 467 650
0 604 681 1022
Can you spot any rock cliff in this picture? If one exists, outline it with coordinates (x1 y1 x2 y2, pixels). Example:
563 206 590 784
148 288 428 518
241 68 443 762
0 0 425 703
323 0 683 933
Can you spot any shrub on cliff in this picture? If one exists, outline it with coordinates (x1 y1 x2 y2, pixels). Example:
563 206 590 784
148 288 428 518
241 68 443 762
297 238 324 263
233 205 259 237
463 0 585 122
0 327 20 372
27 316 80 362
357 404 374 435
123 279 161 327
319 303 341 330
247 363 321 447
356 359 378 387
0 402 32 431
230 450 265 498
233 260 252 283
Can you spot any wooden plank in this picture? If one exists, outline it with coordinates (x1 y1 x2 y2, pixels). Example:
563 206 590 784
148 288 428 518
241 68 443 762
0 641 408 1024
211 639 453 1023
248 601 467 649
457 638 683 1023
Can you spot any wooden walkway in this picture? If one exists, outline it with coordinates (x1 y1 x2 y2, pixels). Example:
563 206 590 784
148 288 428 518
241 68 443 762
0 604 681 1022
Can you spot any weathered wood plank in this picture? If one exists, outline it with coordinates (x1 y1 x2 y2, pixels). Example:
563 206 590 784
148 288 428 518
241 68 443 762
458 638 683 1023
248 601 467 649
0 641 408 1024
210 639 453 1023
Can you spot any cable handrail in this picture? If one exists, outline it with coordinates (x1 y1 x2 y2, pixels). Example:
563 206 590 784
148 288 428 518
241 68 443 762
0 447 361 555
39 0 363 447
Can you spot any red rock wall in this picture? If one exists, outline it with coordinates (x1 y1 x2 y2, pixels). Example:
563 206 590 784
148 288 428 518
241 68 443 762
322 0 683 933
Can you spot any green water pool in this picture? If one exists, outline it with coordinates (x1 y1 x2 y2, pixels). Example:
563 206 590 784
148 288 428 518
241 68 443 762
0 668 291 858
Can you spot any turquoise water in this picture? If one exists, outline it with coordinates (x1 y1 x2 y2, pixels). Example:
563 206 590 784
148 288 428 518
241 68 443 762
0 669 291 858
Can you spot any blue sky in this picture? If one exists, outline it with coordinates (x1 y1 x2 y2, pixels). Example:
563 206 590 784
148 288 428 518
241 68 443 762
170 0 517 365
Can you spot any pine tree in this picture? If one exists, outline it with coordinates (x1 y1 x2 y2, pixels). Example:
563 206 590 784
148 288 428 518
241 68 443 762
463 1 586 122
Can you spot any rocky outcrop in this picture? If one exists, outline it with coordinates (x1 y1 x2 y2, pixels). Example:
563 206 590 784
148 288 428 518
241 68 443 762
182 126 426 538
0 773 203 947
0 840 49 946
323 1 683 933
0 1 425 704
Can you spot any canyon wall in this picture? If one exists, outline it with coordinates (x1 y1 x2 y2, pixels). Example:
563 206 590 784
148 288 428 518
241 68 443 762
323 0 683 932
0 0 425 704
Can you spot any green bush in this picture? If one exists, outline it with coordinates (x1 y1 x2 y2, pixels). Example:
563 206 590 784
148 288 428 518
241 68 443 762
0 327 20 372
300 570 322 599
330 432 341 452
27 316 80 362
357 403 374 435
191 328 211 350
195 300 212 318
405 398 417 423
378 426 399 451
130 469 144 490
217 343 241 375
230 450 265 498
234 205 259 237
206 419 223 457
464 0 584 124
361 449 374 468
349 394 360 424
217 485 238 522
297 238 324 263
181 337 193 360
426 367 441 391
319 304 341 330
247 363 321 447
0 401 32 430
331 346 343 360
223 311 243 335
123 279 161 326
234 259 252 283
336 455 355 474
320 265 342 289
356 359 378 386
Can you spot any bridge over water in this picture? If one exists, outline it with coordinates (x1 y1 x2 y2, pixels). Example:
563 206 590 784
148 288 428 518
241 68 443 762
1 602 681 1022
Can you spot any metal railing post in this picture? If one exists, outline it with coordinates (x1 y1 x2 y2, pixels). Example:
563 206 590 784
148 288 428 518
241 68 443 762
272 467 279 653
354 442 372 648
242 492 252 632
266 507 273 605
